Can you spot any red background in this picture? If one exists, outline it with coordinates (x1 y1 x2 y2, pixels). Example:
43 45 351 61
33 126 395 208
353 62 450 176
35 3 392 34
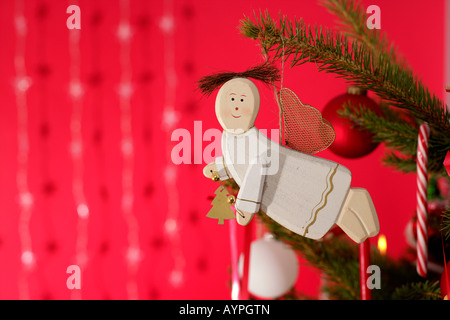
0 0 445 299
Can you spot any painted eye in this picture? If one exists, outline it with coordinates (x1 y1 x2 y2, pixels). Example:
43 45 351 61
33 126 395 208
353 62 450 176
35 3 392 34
231 97 235 101
240 98 244 102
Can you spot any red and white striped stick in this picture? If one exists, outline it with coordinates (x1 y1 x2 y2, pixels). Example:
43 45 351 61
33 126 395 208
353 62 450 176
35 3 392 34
416 122 431 277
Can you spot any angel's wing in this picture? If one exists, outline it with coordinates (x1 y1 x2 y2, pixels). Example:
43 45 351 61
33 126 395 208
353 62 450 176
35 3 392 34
279 88 335 154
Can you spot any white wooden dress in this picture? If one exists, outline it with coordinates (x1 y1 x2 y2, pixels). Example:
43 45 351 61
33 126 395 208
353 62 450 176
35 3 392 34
215 127 352 240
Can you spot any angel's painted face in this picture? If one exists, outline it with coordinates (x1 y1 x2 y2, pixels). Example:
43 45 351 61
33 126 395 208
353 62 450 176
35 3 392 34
215 78 260 133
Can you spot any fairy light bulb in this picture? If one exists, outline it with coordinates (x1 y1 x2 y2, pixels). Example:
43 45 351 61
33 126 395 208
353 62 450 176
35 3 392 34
159 15 174 34
69 81 84 99
70 140 82 156
378 234 387 256
21 250 35 266
162 108 179 131
15 15 27 35
127 247 141 264
169 269 183 287
15 76 32 92
121 193 133 211
117 23 132 42
118 82 133 98
121 139 133 156
164 165 176 182
231 280 240 300
164 218 177 234
77 203 89 218
19 192 34 209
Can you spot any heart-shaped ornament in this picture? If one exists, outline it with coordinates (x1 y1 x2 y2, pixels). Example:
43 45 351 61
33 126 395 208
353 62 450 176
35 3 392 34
278 88 335 154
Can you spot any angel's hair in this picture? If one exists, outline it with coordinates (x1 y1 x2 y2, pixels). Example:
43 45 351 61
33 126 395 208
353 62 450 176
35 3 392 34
197 62 280 97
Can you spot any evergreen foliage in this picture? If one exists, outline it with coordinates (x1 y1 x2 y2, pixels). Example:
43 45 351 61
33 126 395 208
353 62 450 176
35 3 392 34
239 4 450 174
236 0 449 300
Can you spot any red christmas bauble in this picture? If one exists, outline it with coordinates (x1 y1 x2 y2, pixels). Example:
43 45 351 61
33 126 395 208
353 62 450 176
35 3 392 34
322 87 381 158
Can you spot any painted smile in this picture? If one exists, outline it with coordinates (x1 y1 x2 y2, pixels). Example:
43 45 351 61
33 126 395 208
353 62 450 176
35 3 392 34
232 114 241 118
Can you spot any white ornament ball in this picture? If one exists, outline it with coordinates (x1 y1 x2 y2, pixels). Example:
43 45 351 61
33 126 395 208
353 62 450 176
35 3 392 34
239 234 299 299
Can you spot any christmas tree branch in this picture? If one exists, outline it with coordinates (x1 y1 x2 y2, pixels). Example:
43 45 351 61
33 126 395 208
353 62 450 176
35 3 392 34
256 211 360 299
339 103 450 174
392 281 442 300
340 103 417 153
239 11 450 136
256 210 433 300
382 152 418 173
235 4 449 301
319 0 401 64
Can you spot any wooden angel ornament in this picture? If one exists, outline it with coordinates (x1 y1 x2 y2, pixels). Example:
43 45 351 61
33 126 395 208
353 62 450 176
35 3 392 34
198 63 380 243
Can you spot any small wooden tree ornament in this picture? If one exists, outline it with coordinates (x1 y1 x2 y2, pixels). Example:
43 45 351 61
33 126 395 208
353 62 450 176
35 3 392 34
199 64 380 243
206 186 236 225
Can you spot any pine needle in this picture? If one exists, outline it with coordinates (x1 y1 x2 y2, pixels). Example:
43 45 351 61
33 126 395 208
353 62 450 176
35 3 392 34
442 208 450 240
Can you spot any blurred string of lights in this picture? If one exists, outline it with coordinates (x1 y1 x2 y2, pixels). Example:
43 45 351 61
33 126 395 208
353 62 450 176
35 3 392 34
160 0 184 288
15 0 34 300
118 0 141 300
68 0 88 300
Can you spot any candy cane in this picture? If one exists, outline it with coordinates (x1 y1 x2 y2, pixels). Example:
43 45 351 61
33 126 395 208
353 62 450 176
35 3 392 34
416 122 430 277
